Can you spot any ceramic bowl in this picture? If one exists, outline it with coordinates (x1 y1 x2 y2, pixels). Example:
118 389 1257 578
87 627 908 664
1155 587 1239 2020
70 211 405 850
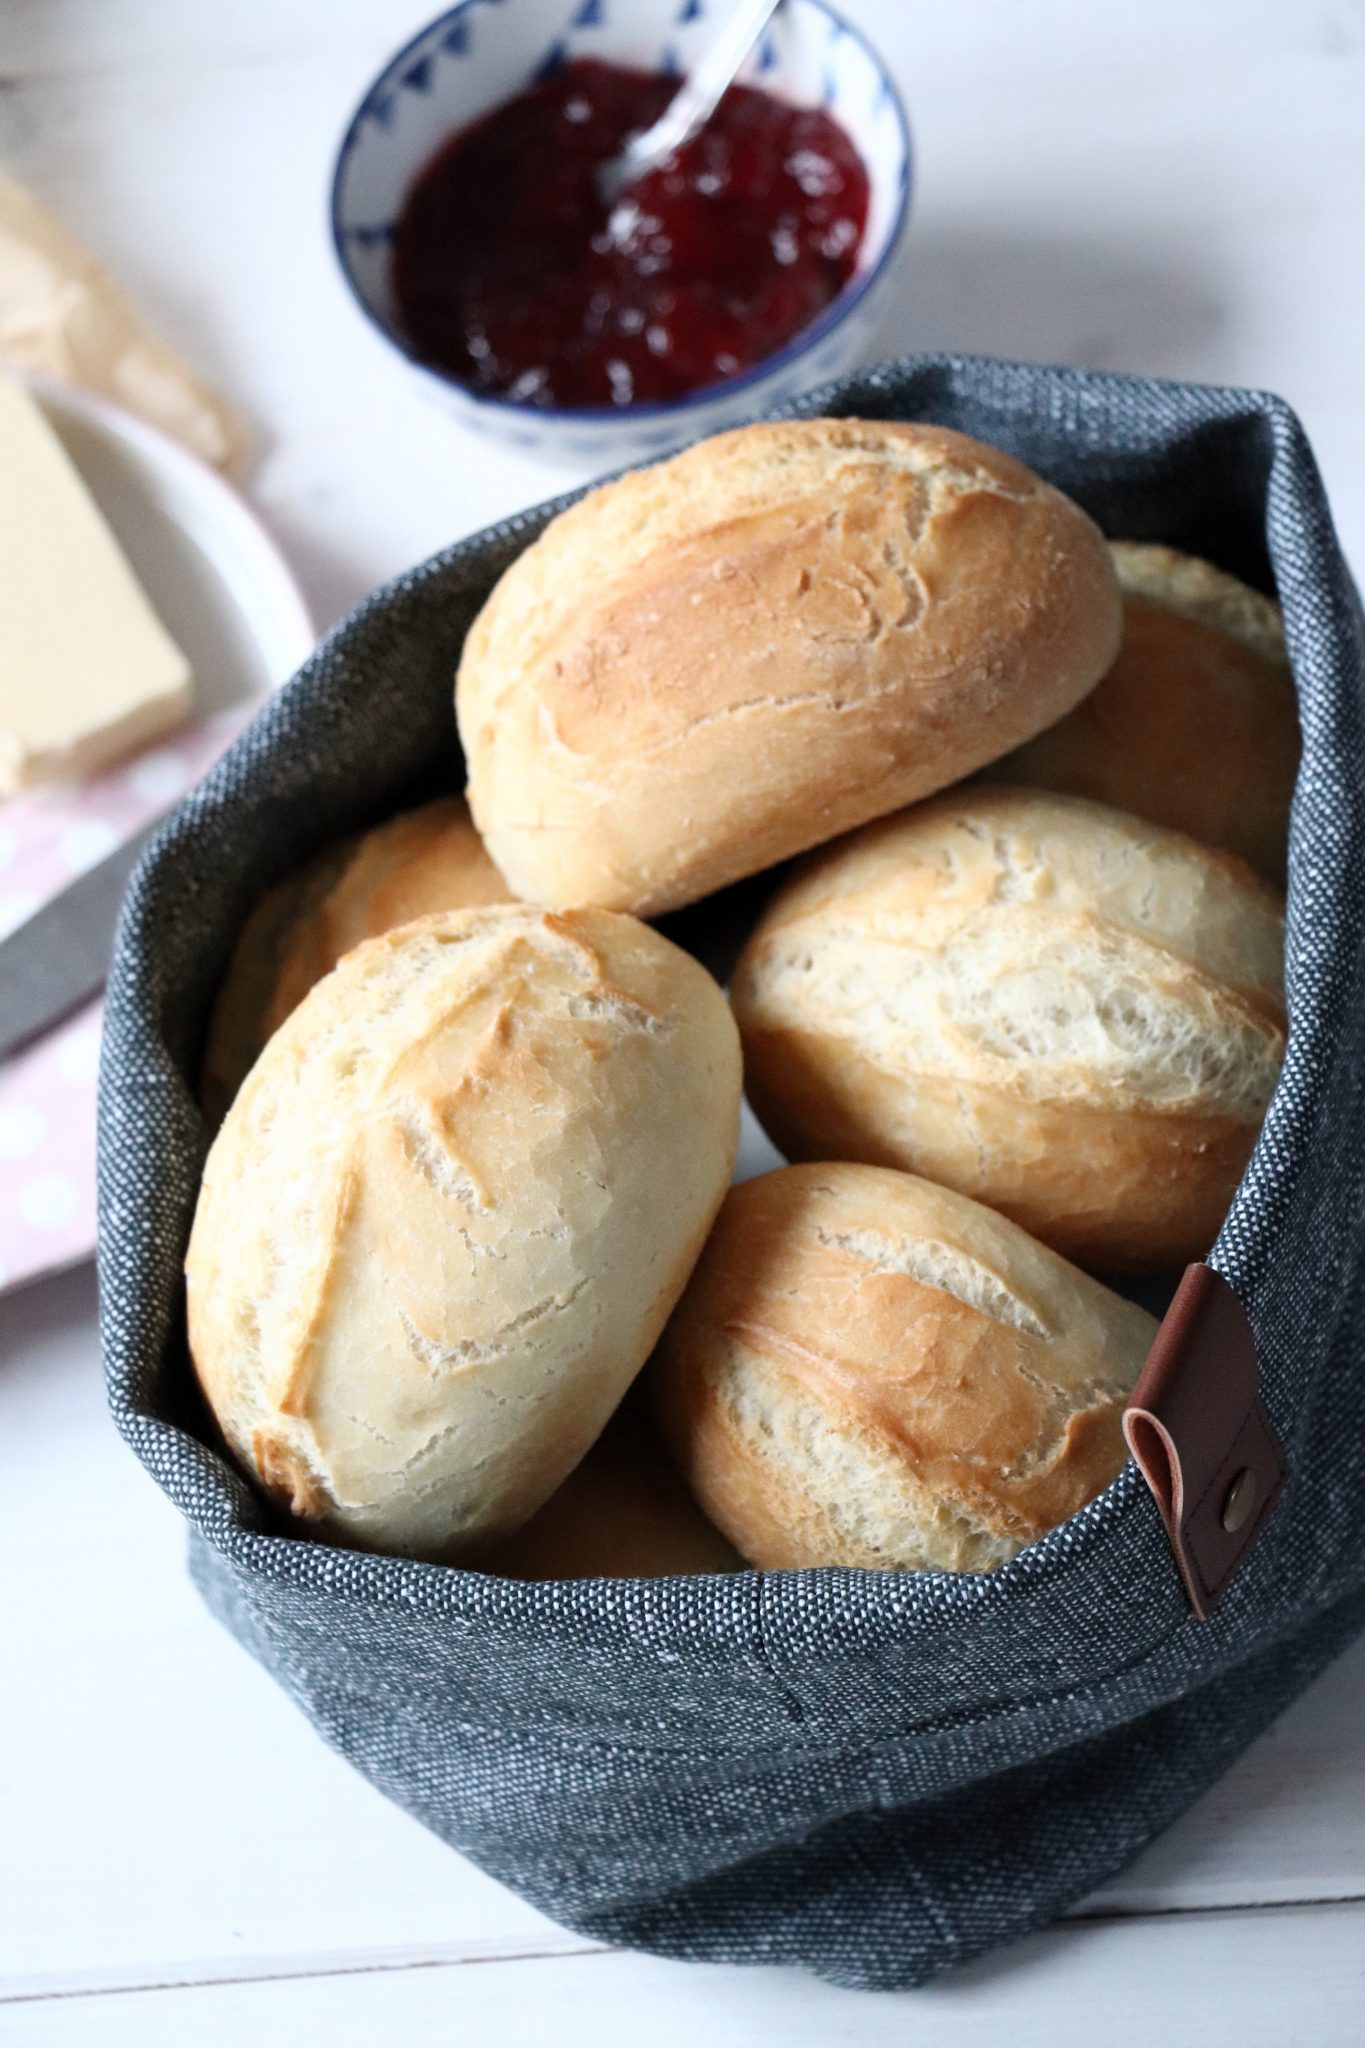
331 0 911 465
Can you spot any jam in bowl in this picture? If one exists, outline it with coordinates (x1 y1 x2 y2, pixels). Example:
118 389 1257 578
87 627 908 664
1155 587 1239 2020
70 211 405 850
392 59 871 412
332 0 911 460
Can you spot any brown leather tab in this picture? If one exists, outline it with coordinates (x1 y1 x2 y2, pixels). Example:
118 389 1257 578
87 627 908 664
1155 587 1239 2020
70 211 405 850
1123 1264 1285 1620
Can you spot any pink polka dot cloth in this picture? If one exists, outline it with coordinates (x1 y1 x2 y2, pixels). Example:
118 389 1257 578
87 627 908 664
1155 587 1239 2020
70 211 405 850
0 708 253 1296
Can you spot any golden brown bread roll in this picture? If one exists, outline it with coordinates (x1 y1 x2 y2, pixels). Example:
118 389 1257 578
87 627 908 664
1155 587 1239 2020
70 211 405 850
652 1165 1157 1572
732 789 1286 1270
186 905 742 1559
202 796 510 1121
456 418 1122 916
987 543 1299 882
479 1394 744 1579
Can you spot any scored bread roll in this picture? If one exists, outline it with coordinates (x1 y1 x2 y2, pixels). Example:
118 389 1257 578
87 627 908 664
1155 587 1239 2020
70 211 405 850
457 418 1122 916
986 542 1299 881
186 905 742 1559
652 1164 1157 1573
732 789 1286 1270
202 796 511 1121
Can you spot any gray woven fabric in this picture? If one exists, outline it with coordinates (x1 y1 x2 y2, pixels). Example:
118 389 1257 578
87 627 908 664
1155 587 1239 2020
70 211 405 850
98 355 1365 1991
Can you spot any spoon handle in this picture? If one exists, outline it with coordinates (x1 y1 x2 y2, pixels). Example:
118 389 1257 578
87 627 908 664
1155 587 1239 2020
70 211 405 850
604 0 784 202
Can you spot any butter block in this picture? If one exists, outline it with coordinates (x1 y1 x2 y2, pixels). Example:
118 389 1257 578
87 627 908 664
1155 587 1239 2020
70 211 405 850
0 377 193 793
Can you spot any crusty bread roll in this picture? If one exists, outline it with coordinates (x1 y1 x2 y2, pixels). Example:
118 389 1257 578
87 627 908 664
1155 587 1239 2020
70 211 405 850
457 419 1122 916
652 1164 1157 1572
987 543 1299 882
186 905 742 1559
479 1394 744 1580
732 789 1286 1270
202 797 510 1121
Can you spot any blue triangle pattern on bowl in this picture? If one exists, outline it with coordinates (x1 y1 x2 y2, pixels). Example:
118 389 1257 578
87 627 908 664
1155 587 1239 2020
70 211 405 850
533 39 568 80
328 0 914 467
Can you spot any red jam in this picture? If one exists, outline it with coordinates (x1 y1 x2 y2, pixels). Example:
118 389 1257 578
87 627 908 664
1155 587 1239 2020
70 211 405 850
391 58 870 410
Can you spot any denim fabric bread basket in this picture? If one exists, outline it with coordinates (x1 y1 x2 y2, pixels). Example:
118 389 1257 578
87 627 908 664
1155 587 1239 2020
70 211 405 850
99 354 1365 1992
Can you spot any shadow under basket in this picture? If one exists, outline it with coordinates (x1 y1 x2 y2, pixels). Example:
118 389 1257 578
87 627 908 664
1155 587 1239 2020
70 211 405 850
98 353 1365 1992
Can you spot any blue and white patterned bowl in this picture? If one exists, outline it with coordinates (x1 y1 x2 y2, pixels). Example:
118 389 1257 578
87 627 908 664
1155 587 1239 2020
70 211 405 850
331 0 911 465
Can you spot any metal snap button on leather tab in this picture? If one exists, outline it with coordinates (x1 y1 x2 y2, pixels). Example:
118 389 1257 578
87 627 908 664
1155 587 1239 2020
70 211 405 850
1221 1466 1257 1533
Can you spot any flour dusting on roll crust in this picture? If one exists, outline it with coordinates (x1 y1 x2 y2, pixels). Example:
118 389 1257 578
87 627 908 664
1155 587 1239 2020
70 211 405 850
733 788 1286 1270
456 419 1122 916
186 905 742 1559
652 1165 1157 1573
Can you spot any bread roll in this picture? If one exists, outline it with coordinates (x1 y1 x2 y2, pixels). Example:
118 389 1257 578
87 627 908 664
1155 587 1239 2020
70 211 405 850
186 905 742 1558
732 789 1286 1270
987 543 1299 881
479 1394 744 1580
202 797 510 1121
653 1164 1157 1572
457 419 1122 916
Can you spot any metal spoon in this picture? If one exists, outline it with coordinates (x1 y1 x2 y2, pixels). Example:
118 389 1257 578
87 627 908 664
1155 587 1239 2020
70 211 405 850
595 0 785 211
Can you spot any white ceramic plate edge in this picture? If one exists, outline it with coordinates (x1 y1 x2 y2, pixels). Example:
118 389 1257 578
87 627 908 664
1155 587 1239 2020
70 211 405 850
18 369 316 691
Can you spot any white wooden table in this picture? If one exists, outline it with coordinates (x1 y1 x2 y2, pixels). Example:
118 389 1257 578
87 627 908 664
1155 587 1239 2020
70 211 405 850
2 4 1364 2040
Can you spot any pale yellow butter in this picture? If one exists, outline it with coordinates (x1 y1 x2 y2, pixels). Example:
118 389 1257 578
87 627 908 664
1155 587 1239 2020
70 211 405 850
0 377 193 793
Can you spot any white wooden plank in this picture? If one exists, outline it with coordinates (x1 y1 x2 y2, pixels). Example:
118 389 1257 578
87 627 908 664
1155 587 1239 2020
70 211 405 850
10 1904 1365 2048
